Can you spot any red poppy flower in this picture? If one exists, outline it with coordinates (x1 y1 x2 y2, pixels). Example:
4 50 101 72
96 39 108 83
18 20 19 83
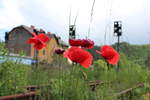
69 39 94 49
27 33 49 50
96 45 120 65
69 39 82 46
81 39 94 49
64 47 93 68
54 48 65 55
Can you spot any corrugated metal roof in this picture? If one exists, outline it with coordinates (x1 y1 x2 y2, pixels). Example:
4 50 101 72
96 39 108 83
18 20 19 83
8 25 67 46
21 25 33 33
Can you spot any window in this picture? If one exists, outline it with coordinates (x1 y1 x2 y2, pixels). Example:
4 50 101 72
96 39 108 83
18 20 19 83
43 50 45 55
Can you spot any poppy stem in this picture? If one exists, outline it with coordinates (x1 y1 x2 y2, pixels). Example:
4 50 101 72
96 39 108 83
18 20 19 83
69 63 75 98
70 63 78 99
60 57 64 99
71 63 80 100
107 63 110 70
75 65 81 99
35 50 38 68
58 55 61 100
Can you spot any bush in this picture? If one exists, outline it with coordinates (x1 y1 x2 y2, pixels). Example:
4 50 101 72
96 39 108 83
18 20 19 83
0 61 30 96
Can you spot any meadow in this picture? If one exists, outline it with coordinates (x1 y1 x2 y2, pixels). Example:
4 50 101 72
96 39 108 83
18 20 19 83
0 42 150 100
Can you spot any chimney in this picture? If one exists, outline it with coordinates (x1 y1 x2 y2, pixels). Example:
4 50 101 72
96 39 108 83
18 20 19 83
57 36 61 39
40 28 45 33
30 25 35 29
47 32 51 34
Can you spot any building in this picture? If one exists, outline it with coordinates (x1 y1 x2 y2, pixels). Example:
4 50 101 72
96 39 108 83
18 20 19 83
31 33 60 63
5 25 60 64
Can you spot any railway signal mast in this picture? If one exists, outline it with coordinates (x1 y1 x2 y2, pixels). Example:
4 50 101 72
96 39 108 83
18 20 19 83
114 21 122 71
69 25 76 39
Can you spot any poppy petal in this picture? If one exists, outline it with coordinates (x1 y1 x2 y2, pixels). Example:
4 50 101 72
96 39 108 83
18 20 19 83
81 39 94 49
63 49 69 58
32 32 37 37
107 53 120 65
38 33 50 43
27 37 38 44
26 33 49 50
96 50 101 54
80 54 93 68
55 48 65 54
69 39 94 49
69 39 82 47
96 45 120 65
64 47 93 68
34 42 46 50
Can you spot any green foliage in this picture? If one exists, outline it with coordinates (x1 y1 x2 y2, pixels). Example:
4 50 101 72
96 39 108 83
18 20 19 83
145 56 150 69
0 42 150 99
27 66 54 85
0 42 32 96
87 46 101 60
0 61 30 96
0 42 8 56
49 68 91 100
88 42 150 68
113 42 150 67
43 61 150 100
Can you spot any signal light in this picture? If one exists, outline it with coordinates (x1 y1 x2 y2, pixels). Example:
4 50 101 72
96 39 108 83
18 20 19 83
114 21 122 36
69 25 76 39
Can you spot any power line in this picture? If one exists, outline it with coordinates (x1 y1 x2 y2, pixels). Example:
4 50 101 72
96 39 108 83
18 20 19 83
73 9 79 26
140 0 150 43
69 7 72 27
68 8 79 40
104 0 113 45
87 0 96 38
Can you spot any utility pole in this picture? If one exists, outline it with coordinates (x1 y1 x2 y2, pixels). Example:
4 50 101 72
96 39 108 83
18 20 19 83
114 21 122 71
69 25 76 39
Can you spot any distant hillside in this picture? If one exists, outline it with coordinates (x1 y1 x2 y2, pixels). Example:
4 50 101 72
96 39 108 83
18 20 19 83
113 42 150 66
88 42 150 68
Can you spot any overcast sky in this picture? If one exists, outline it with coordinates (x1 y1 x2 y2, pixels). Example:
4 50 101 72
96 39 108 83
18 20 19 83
0 0 150 45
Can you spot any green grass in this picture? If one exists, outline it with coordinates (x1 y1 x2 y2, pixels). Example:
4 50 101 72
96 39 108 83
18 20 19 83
0 55 150 100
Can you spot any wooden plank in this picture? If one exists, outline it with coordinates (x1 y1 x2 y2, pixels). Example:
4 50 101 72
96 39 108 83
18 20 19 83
115 83 144 96
0 91 38 100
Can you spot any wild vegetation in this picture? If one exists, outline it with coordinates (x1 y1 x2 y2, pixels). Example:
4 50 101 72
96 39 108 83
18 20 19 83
0 42 150 100
88 42 150 68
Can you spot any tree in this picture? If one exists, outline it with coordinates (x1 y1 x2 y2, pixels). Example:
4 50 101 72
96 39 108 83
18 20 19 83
145 56 150 69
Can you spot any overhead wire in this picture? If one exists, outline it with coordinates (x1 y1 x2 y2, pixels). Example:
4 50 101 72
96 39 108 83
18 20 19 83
108 0 113 45
73 9 79 26
73 9 79 39
87 0 96 39
104 0 113 45
69 7 72 27
68 7 79 39
139 0 150 43
122 34 130 44
140 0 150 29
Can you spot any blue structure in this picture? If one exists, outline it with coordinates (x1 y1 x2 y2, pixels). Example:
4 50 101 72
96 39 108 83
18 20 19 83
0 56 37 65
